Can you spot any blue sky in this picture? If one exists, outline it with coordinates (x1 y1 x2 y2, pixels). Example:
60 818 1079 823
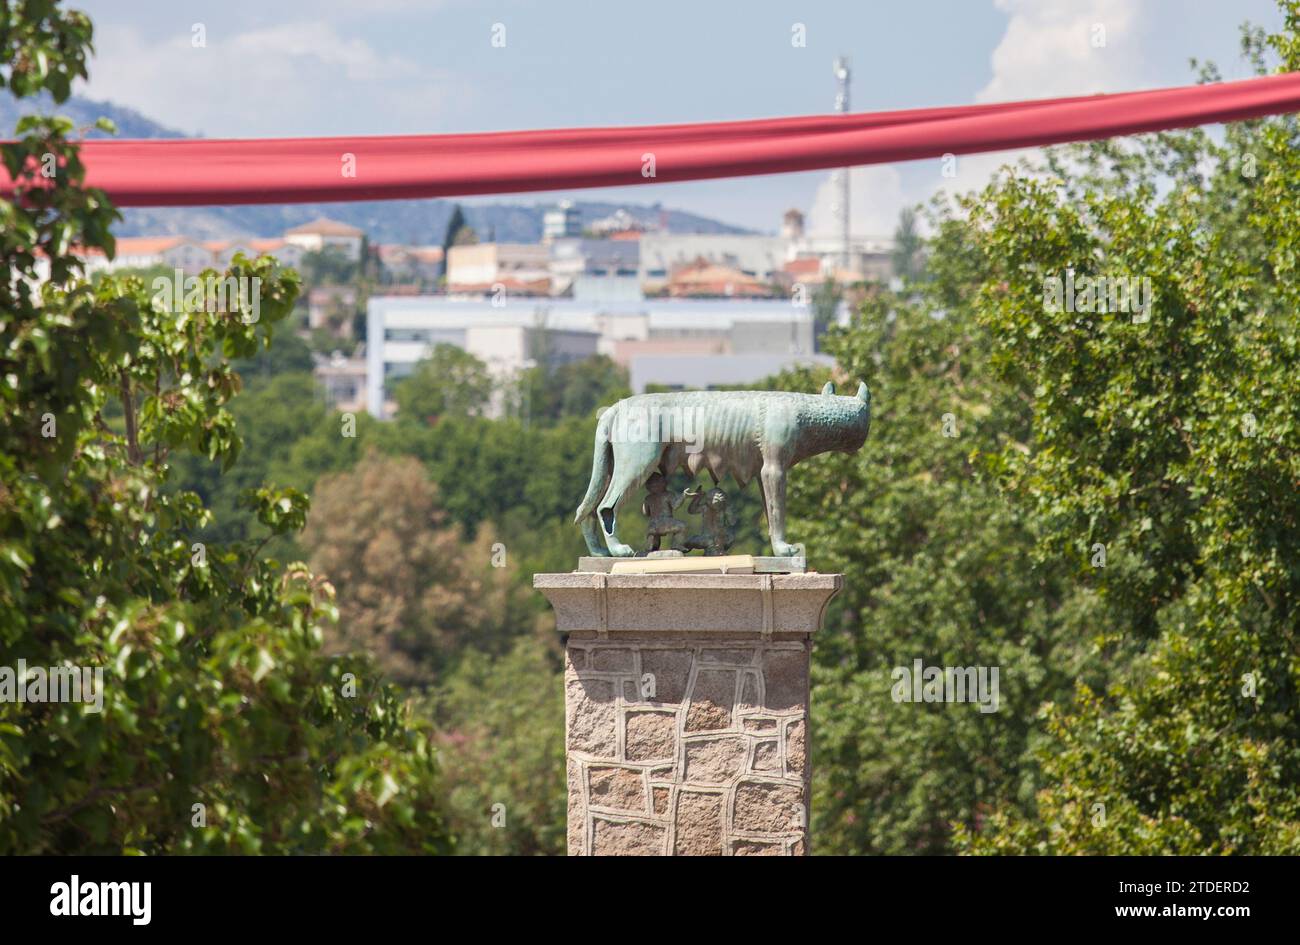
74 0 1285 233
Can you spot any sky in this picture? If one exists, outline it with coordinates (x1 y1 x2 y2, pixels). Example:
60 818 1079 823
73 0 1285 235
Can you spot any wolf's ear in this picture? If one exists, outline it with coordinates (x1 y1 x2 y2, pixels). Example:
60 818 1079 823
856 381 870 403
821 381 835 396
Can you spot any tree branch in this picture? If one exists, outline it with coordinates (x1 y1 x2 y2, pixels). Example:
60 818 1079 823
118 368 142 466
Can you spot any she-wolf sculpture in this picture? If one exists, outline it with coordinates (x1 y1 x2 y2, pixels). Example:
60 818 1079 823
575 381 871 557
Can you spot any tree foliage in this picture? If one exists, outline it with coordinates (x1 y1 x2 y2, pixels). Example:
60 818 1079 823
303 453 534 684
782 237 1102 854
891 206 925 283
426 635 566 855
393 343 495 424
785 6 1300 855
513 353 630 426
0 2 450 854
953 13 1300 853
440 203 473 272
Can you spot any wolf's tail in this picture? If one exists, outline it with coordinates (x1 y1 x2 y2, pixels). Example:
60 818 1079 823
575 405 617 523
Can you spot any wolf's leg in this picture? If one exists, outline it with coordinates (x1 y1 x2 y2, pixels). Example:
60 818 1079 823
576 434 614 556
598 441 661 557
580 515 608 556
760 461 797 557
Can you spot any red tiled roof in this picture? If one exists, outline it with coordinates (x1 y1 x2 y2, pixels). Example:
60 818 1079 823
447 277 551 295
784 258 822 276
115 236 192 255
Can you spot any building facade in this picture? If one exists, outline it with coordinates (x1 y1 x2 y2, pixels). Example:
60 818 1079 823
365 296 823 419
638 233 789 292
283 217 365 261
445 242 551 292
549 237 642 300
543 201 582 241
109 237 214 273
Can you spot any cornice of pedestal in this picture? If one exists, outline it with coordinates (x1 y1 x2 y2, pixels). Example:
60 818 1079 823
533 571 842 636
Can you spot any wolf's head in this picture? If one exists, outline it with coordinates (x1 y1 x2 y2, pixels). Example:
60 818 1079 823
819 380 872 453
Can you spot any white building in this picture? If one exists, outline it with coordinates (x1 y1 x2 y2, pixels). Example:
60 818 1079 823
314 349 369 414
464 323 599 380
205 238 305 269
572 274 644 304
248 238 306 269
82 232 314 276
639 210 897 290
283 217 365 261
625 351 834 394
107 237 214 273
589 208 647 236
542 201 582 241
549 237 641 301
376 244 443 282
638 233 789 290
789 233 894 283
445 242 551 290
366 296 823 418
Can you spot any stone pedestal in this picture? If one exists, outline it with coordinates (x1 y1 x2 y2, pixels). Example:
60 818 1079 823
534 571 840 856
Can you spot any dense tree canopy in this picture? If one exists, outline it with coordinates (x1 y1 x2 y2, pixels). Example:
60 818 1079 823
304 454 533 684
780 229 1102 854
0 2 450 854
954 16 1300 854
790 7 1300 855
393 343 496 424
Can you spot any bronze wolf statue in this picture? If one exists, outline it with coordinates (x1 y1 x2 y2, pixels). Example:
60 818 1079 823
575 381 871 557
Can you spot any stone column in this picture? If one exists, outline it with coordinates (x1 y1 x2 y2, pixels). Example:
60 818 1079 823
534 571 840 856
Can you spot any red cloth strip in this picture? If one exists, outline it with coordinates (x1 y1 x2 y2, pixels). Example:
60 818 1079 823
5 72 1299 207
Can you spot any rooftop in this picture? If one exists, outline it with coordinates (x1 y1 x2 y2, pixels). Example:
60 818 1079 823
114 236 193 255
284 217 365 237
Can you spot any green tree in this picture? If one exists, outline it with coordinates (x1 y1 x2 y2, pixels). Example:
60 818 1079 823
303 453 529 684
233 325 315 381
298 245 358 286
427 635 566 855
956 6 1300 854
811 278 841 345
0 2 450 854
891 205 925 282
167 369 366 557
440 203 472 276
783 252 1100 854
514 354 630 425
393 344 495 424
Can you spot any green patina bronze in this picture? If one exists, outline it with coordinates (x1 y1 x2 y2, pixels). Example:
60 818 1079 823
575 381 872 557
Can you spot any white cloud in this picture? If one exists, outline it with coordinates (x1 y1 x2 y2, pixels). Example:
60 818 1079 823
979 0 1146 103
800 2 1159 237
807 164 906 239
83 22 465 137
908 0 1154 212
229 23 420 83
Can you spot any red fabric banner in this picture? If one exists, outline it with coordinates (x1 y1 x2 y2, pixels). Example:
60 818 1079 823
6 72 1300 207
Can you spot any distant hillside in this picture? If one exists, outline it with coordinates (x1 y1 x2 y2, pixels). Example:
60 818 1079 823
2 94 753 244
0 91 184 139
112 199 752 244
